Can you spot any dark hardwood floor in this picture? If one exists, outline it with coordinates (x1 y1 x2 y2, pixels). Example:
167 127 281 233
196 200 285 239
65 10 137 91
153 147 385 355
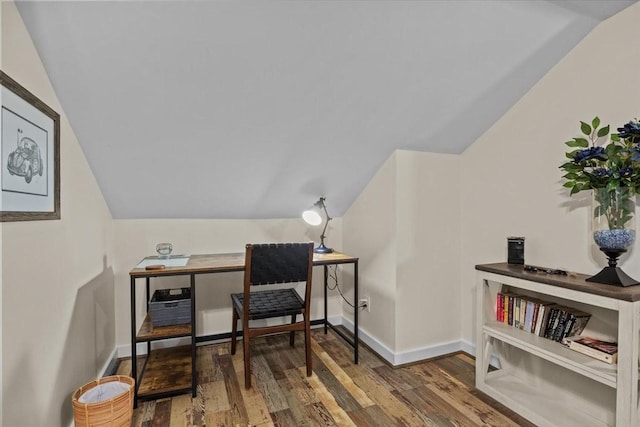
118 328 534 426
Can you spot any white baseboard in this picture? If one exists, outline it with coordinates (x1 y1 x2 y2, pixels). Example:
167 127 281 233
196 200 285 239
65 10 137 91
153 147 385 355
342 319 490 367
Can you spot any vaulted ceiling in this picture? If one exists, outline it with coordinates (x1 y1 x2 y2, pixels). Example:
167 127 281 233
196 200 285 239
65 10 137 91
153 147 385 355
14 0 637 219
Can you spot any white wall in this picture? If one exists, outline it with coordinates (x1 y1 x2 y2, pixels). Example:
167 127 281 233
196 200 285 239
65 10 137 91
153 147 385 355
396 151 460 354
343 150 461 363
113 218 344 351
343 154 397 352
1 3 115 426
460 2 640 343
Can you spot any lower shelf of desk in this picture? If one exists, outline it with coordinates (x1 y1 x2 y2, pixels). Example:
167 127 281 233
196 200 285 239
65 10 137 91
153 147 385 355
137 346 193 399
137 314 192 342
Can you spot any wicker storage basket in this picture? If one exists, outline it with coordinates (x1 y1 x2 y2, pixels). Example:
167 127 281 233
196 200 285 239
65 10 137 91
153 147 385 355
72 375 135 427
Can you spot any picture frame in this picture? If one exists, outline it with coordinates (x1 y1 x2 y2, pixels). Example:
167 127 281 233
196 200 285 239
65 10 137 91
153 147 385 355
1 70 60 221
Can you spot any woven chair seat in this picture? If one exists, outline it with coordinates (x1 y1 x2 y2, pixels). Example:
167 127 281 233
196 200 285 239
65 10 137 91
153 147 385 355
231 288 304 320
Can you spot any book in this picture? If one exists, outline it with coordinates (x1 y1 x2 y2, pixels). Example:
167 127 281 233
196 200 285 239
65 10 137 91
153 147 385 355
566 336 618 364
519 297 527 330
530 300 541 333
525 298 551 334
552 309 570 342
534 301 556 336
524 300 535 332
544 306 561 338
559 314 576 342
502 292 519 326
570 313 591 337
563 307 591 339
502 293 509 323
538 303 560 337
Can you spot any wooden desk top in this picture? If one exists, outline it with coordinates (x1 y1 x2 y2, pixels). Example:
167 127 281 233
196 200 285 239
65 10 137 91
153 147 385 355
476 262 640 302
130 251 358 277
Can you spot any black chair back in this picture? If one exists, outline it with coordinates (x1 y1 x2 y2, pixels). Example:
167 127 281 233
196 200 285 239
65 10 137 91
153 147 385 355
248 243 312 285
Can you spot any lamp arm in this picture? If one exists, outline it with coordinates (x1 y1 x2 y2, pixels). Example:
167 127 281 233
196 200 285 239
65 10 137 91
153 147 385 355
319 198 332 243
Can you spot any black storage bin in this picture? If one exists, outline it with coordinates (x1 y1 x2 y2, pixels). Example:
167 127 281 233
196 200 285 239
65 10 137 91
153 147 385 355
149 288 191 327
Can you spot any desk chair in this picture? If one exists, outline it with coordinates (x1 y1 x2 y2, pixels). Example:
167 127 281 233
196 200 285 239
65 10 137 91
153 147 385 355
230 242 314 389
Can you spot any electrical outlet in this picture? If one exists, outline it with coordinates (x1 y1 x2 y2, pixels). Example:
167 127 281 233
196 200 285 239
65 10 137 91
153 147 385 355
359 296 370 312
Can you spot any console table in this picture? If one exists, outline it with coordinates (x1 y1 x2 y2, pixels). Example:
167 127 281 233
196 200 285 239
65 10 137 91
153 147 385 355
476 263 640 427
129 251 359 405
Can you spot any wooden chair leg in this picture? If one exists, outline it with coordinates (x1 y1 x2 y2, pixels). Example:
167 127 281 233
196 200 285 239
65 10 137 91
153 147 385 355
231 308 239 355
243 331 251 389
289 314 296 346
304 315 312 376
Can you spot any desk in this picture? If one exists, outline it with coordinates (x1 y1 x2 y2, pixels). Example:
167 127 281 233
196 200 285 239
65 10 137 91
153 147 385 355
129 251 359 405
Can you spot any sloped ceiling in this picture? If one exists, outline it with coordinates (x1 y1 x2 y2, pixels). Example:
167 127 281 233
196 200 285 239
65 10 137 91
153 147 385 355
14 0 637 219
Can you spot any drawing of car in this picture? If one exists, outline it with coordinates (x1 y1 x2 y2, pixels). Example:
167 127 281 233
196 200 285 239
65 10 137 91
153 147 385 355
7 137 43 184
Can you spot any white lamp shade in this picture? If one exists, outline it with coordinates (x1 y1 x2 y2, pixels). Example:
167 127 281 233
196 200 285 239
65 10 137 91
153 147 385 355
302 208 323 226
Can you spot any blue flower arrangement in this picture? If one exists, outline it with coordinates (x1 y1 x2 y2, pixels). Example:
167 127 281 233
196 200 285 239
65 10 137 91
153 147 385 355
561 117 640 196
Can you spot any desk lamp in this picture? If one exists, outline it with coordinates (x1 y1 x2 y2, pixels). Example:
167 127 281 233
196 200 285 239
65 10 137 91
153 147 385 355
302 197 333 253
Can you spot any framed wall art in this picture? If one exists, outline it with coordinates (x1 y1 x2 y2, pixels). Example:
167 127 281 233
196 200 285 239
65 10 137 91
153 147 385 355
1 70 60 221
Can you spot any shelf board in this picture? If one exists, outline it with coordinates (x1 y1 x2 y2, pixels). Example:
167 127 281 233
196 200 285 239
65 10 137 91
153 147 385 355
483 322 617 388
137 313 191 342
479 371 612 427
137 346 193 398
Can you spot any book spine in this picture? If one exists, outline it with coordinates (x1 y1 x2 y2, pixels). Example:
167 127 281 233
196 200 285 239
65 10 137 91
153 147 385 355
503 294 509 324
531 302 541 333
534 305 545 335
552 310 569 342
514 297 521 329
519 298 526 330
508 295 514 326
545 308 560 338
561 315 576 341
524 301 534 332
496 293 503 322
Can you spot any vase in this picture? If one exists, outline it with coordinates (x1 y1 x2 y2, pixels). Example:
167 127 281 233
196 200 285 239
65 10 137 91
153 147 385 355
586 187 639 286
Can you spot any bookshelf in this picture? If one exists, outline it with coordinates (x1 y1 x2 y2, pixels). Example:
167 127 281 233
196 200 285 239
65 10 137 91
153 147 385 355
476 263 640 427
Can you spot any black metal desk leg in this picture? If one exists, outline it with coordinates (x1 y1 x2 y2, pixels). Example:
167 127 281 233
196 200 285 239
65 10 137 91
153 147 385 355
324 265 328 334
354 260 359 364
191 274 197 397
146 278 151 357
130 276 138 407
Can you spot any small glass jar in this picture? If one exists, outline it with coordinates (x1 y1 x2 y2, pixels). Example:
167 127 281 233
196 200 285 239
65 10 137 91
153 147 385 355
156 243 173 258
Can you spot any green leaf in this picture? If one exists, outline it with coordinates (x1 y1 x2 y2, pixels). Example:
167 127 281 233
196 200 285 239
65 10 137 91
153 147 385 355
597 125 610 138
592 117 601 129
606 144 619 157
607 180 620 191
566 138 589 148
563 172 579 179
563 181 575 188
580 121 592 135
560 162 580 171
570 184 583 195
611 134 621 142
